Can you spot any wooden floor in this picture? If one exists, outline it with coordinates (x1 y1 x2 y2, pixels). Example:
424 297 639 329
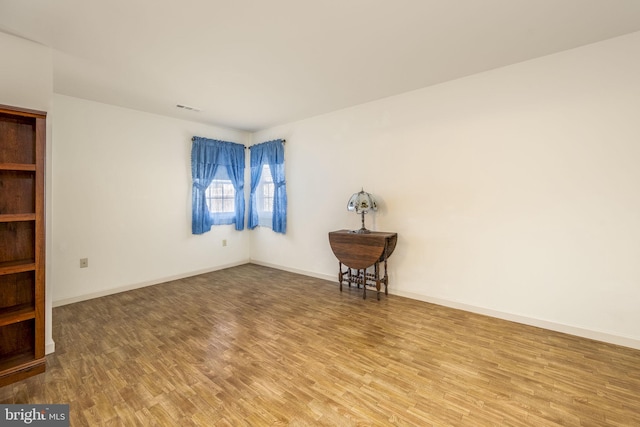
1 264 639 426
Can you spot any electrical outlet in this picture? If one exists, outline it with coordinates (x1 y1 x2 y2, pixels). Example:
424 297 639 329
80 258 88 268
222 239 227 247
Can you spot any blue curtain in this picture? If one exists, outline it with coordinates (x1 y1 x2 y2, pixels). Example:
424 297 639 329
191 137 245 234
248 139 287 233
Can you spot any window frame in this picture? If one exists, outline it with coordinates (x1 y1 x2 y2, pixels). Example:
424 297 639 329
256 164 274 227
206 178 236 222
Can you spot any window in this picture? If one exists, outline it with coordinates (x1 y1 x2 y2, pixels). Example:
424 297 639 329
256 164 274 227
205 166 235 221
206 179 235 215
191 137 245 234
248 139 287 233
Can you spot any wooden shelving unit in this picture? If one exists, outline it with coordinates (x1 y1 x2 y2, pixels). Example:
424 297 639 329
0 104 46 387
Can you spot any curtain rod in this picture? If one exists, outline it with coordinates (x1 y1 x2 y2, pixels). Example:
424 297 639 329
191 136 286 146
248 139 286 149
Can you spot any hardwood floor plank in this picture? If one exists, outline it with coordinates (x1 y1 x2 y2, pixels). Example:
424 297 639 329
1 264 639 425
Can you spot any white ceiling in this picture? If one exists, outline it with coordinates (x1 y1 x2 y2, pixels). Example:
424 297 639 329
2 1 640 132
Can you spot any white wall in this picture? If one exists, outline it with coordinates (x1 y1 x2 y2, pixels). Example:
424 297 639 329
0 32 55 354
51 95 251 304
5 28 640 351
251 31 640 349
0 32 52 112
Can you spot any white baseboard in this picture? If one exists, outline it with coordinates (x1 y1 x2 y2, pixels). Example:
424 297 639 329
251 261 640 351
392 290 640 351
52 259 640 351
249 260 336 283
52 260 250 308
45 340 55 355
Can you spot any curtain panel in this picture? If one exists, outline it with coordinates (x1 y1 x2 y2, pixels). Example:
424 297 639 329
248 139 287 233
191 137 245 234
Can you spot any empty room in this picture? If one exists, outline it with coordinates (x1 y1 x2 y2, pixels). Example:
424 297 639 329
1 1 640 425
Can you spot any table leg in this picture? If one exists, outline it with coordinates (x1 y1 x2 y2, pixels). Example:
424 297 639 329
384 246 389 295
362 269 367 299
375 261 381 300
338 261 343 292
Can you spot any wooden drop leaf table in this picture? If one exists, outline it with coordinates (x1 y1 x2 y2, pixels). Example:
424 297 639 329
328 230 398 300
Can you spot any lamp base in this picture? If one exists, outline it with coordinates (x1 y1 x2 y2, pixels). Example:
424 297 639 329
350 212 372 234
351 227 371 234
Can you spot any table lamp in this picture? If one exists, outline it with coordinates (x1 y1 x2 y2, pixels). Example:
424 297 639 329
347 188 378 233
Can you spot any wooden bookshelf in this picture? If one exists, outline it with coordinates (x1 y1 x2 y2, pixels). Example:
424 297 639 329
0 104 46 386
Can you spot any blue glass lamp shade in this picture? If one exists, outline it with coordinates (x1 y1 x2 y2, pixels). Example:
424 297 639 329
347 189 378 233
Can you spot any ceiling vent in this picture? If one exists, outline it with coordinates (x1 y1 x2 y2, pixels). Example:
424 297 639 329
176 104 201 112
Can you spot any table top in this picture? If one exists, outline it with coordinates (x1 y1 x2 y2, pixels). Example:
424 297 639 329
328 230 397 269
